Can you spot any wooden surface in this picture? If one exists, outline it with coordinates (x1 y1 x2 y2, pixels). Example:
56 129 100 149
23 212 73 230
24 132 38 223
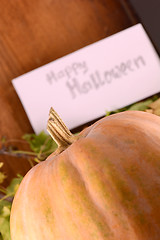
0 0 137 186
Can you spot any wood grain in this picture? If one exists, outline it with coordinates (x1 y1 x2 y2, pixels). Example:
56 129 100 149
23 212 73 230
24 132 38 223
0 0 137 186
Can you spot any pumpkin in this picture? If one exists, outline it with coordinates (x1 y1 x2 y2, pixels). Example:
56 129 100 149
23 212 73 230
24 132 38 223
10 109 160 240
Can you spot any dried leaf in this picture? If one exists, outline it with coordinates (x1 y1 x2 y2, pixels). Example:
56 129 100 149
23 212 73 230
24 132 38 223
149 98 160 110
0 163 6 184
0 173 6 185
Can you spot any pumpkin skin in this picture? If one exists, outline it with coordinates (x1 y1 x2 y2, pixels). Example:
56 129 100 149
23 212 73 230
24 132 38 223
10 110 160 240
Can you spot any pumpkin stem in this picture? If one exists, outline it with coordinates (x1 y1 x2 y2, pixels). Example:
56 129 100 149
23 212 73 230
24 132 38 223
47 107 76 152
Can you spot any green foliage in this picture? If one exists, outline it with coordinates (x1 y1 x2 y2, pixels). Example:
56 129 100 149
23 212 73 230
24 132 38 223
0 174 23 240
106 95 159 116
23 131 57 161
0 200 11 240
127 99 153 111
6 174 23 197
0 131 58 240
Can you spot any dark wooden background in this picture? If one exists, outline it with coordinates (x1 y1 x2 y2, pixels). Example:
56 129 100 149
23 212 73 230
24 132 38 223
129 0 160 55
0 0 137 186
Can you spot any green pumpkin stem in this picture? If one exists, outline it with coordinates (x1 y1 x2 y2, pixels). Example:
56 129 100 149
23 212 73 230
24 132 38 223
47 107 76 151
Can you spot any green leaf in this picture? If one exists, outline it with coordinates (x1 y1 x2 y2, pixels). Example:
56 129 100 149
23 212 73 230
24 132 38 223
0 214 11 240
127 99 153 111
23 131 57 160
23 131 49 153
0 200 11 214
0 200 11 240
0 176 22 240
106 97 156 116
6 174 23 197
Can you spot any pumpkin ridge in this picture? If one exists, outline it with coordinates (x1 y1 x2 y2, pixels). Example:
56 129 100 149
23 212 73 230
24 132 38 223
55 149 113 239
67 139 139 239
93 125 160 222
68 135 160 239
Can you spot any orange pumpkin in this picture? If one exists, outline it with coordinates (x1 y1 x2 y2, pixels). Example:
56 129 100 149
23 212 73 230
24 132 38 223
10 109 160 240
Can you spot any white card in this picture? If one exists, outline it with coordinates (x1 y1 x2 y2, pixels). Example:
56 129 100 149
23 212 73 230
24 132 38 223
12 24 160 134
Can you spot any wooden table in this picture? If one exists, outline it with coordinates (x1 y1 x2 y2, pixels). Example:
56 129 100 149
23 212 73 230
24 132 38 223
0 0 137 186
